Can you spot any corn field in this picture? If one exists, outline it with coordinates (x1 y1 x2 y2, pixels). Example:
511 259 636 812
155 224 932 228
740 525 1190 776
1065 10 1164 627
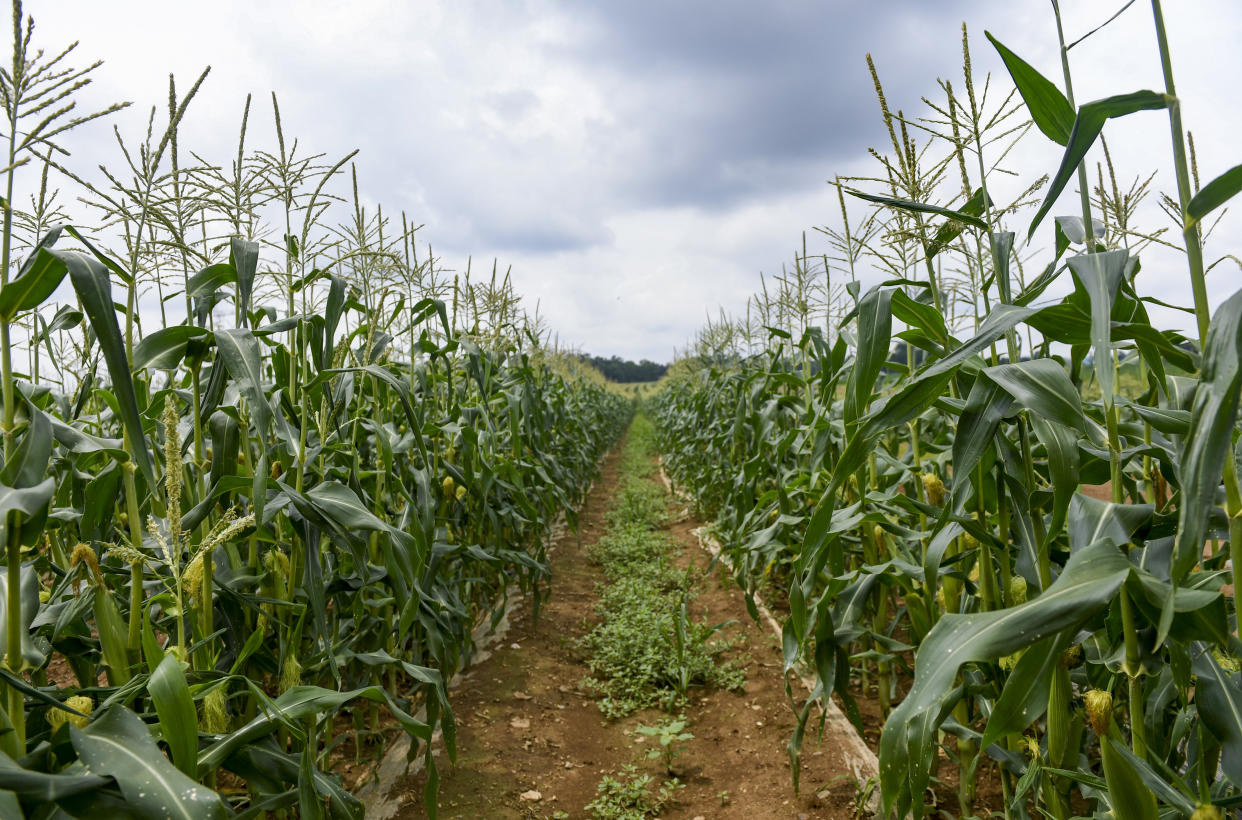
0 3 630 817
5 0 1242 818
656 3 1242 819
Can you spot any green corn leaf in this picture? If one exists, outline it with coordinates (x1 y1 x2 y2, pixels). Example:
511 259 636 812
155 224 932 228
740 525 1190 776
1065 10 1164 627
133 325 213 372
322 274 347 367
890 290 948 350
214 328 272 441
186 263 237 299
878 538 1132 817
848 190 988 230
297 744 325 820
1 407 52 490
1101 737 1197 816
0 563 46 669
1100 735 1160 820
984 358 1087 434
991 231 1015 303
1193 649 1242 787
222 739 361 819
1028 91 1169 241
1067 493 1152 552
1186 162 1242 229
980 630 1072 750
230 237 259 324
950 377 1013 501
1067 250 1130 402
72 706 229 819
67 251 157 489
986 32 1075 145
0 751 111 803
0 247 71 320
1055 215 1107 245
1174 287 1242 581
148 654 199 779
44 304 83 334
198 684 430 774
45 415 126 460
844 287 892 429
1028 415 1080 546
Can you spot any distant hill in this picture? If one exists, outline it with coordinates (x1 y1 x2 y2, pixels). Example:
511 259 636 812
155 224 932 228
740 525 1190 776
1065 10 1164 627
579 354 668 383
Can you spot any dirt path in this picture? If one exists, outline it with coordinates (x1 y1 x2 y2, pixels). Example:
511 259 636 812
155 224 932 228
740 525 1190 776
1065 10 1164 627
392 438 866 820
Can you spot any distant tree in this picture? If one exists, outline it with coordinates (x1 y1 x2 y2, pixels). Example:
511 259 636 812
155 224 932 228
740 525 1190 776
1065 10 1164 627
579 353 668 383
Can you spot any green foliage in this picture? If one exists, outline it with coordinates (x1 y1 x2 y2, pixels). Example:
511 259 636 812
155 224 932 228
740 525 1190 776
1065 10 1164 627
584 764 682 820
633 714 693 773
653 7 1242 819
0 3 631 817
578 353 668 384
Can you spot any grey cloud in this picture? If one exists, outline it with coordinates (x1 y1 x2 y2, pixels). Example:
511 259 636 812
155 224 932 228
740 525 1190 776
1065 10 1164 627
556 0 990 210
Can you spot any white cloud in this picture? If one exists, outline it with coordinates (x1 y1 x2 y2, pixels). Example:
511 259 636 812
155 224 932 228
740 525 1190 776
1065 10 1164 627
20 0 1242 360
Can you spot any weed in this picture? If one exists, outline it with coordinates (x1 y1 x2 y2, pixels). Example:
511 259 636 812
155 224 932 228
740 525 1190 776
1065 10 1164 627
633 714 693 774
584 764 682 820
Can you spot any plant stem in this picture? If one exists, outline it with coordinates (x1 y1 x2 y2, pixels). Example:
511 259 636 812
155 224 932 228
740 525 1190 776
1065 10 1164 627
1150 0 1210 342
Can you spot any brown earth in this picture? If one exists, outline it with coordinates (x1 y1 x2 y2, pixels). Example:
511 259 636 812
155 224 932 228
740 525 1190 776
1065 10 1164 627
392 441 862 820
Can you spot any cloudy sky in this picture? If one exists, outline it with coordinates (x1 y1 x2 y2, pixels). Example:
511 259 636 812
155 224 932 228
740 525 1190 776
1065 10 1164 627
28 0 1242 361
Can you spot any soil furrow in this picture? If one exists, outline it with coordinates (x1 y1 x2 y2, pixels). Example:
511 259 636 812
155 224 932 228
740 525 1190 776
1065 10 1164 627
394 434 865 819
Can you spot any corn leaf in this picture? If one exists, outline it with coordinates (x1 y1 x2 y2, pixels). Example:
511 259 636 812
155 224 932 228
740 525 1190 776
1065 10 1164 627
1174 287 1242 581
879 538 1132 817
72 705 229 819
848 190 988 230
66 251 157 489
986 32 1075 145
1186 162 1242 229
148 654 199 779
1028 91 1169 241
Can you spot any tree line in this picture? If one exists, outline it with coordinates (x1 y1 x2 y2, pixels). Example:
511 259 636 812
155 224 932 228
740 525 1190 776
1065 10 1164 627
580 354 668 383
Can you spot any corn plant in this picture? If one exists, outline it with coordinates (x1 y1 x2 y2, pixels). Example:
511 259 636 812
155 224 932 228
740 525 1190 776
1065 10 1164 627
656 5 1242 818
0 3 630 818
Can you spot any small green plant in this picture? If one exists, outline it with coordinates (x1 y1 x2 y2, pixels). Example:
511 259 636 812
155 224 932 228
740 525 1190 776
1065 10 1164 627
633 714 693 774
717 789 731 806
584 764 682 820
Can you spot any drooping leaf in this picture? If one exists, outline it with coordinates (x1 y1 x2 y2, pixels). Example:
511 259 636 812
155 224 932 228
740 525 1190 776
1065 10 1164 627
1173 287 1242 581
986 32 1075 145
1067 493 1152 552
1029 91 1169 240
1193 650 1242 787
0 751 111 803
133 325 213 372
230 237 260 324
214 328 272 441
848 190 988 230
72 706 229 819
1067 250 1130 402
198 685 430 773
844 287 892 429
984 358 1087 434
0 247 71 320
66 251 157 489
879 539 1132 817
